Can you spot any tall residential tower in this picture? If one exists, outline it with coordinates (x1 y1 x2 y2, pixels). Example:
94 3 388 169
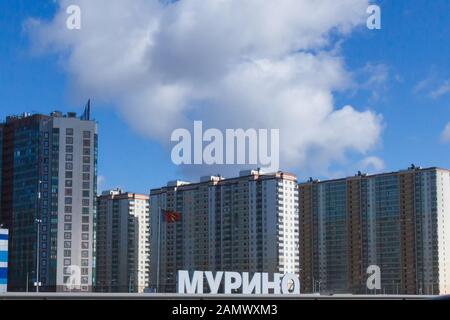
299 166 450 295
150 170 299 293
96 189 150 293
0 108 97 292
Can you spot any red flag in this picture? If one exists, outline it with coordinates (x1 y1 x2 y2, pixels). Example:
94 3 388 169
163 210 181 223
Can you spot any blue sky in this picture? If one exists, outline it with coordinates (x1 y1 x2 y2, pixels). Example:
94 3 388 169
1 0 450 193
347 0 450 173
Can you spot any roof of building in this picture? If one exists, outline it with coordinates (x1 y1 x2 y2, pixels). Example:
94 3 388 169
150 169 297 195
298 165 450 186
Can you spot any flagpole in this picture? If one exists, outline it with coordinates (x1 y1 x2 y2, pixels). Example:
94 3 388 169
156 206 162 293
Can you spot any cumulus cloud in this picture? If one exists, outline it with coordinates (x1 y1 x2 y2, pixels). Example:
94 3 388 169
27 0 383 177
441 123 450 144
359 156 385 172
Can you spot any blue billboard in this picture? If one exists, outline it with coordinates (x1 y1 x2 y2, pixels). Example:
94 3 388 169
0 228 8 293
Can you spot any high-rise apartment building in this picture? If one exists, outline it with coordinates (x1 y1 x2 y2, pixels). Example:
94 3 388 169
150 170 299 293
0 107 97 292
96 189 150 293
0 228 7 293
299 166 450 295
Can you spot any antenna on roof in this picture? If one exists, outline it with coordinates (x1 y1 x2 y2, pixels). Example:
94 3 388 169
80 99 91 120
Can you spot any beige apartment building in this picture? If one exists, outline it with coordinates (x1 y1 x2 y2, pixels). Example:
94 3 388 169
149 170 299 293
299 166 450 295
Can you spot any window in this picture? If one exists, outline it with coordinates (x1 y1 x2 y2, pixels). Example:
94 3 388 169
82 199 89 206
64 241 71 249
64 232 72 240
66 137 73 145
82 216 89 224
82 224 89 232
66 145 73 153
82 242 89 249
66 154 73 161
81 259 88 266
83 131 91 139
64 250 71 258
66 128 74 136
65 171 73 179
65 180 73 187
64 259 71 266
83 190 90 198
82 207 90 215
65 197 72 205
65 163 73 170
83 148 91 156
64 206 72 213
83 156 90 164
64 223 72 231
83 173 90 181
81 251 89 258
65 188 72 196
82 182 90 189
82 233 89 240
83 165 90 173
83 139 90 147
64 215 72 222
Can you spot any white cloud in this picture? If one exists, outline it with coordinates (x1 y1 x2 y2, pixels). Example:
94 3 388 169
441 123 450 143
413 77 433 94
362 63 389 87
359 156 385 172
413 73 450 99
97 175 106 193
356 63 390 102
431 81 450 99
28 0 383 176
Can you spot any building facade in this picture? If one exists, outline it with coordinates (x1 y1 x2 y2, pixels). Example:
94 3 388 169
96 189 150 293
150 170 299 293
0 228 7 293
299 166 450 295
0 108 97 292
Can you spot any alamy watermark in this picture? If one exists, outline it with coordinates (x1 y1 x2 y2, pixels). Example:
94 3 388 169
64 265 81 291
367 265 381 290
171 121 280 172
65 3 381 31
367 4 382 30
66 5 81 30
